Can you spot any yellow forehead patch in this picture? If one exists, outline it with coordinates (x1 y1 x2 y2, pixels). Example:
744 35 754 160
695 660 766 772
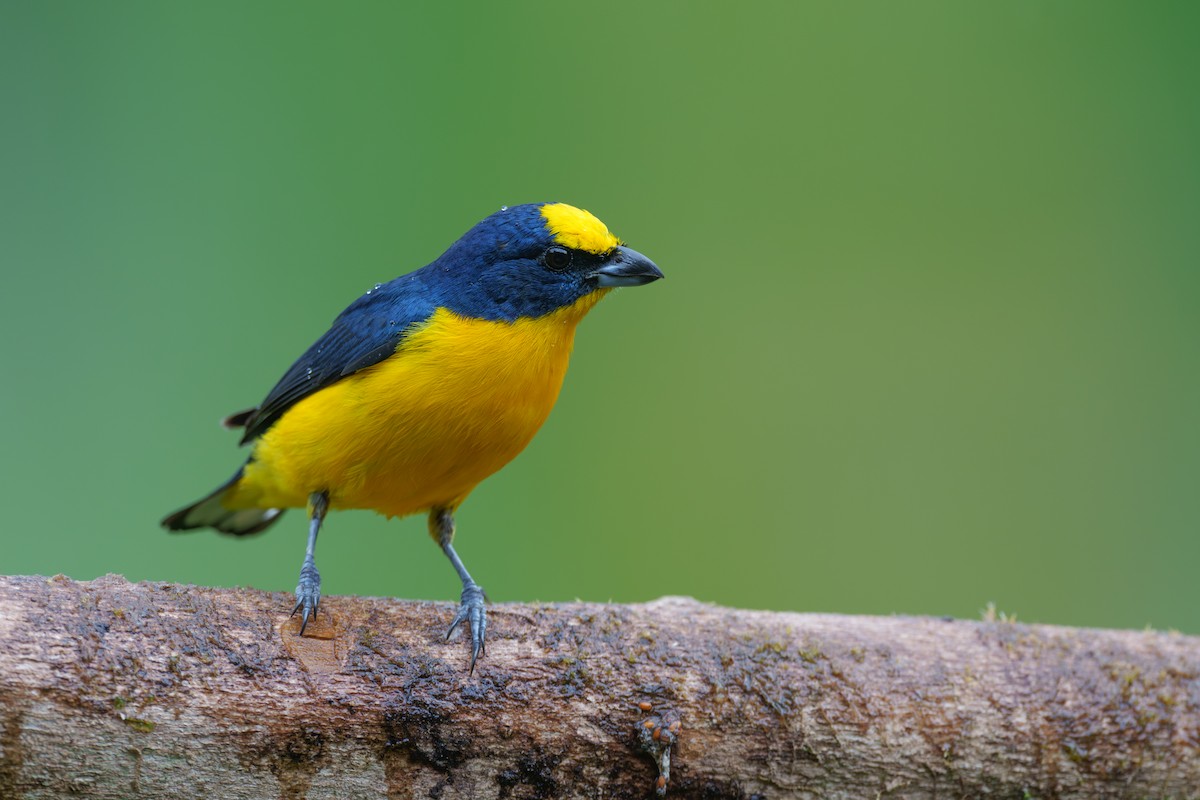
540 203 622 255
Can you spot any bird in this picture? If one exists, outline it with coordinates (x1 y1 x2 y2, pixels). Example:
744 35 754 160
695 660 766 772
161 202 663 671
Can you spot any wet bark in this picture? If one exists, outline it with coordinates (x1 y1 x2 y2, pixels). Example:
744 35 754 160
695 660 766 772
0 574 1197 799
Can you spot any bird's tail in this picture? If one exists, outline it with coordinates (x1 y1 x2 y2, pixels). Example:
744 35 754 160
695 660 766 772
161 468 284 536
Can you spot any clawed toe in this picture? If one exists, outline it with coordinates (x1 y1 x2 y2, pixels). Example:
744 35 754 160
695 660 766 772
292 561 321 635
446 583 487 672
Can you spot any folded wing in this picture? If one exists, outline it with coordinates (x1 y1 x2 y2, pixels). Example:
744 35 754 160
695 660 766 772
238 278 438 444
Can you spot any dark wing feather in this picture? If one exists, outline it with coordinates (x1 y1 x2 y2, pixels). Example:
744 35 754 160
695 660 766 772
239 277 437 444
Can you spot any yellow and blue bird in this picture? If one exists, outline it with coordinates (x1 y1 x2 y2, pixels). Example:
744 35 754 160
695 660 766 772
162 203 662 670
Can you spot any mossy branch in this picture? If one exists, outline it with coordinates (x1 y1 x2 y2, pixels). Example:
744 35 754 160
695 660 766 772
0 574 1197 799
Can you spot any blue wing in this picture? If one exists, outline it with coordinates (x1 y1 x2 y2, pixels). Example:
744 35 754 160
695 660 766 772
238 276 438 444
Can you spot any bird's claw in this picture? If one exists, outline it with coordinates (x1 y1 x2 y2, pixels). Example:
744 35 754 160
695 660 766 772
292 560 321 635
446 583 487 673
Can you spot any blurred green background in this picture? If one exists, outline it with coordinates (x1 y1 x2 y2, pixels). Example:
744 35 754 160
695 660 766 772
2 2 1197 633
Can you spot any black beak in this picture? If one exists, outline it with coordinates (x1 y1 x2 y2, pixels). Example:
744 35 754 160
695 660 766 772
590 246 664 288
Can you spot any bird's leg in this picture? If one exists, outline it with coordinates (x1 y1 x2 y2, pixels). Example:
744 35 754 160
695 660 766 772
430 507 487 673
291 491 329 635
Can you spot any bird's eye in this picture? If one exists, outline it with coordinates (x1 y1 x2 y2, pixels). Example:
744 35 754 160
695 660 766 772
543 246 572 271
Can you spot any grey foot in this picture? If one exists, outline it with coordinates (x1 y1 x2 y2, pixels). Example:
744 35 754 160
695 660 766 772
446 583 487 673
291 560 321 634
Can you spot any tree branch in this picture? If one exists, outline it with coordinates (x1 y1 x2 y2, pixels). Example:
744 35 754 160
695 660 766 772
0 574 1197 799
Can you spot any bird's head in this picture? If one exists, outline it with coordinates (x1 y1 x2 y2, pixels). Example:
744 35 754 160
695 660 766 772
428 203 663 322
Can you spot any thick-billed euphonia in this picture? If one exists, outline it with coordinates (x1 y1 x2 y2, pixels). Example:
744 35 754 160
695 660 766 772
162 203 662 670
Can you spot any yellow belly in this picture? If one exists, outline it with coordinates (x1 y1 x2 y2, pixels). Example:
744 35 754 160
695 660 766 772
229 290 608 516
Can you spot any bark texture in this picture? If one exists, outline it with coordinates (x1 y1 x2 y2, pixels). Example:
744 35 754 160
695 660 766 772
0 574 1197 799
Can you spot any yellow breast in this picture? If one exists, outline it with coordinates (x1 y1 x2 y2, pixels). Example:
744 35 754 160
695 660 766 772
231 289 609 517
